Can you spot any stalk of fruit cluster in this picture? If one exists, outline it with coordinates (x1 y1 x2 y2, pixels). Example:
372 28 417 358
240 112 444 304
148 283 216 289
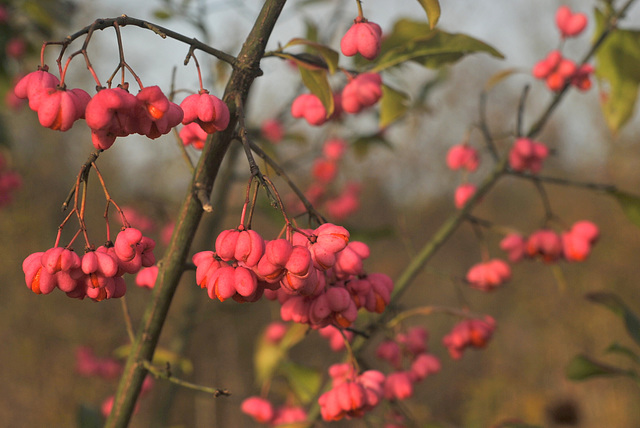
104 1 288 426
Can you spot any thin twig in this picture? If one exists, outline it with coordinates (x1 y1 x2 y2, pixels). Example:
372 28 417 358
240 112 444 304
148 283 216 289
120 297 136 344
55 15 237 68
142 360 231 397
509 171 617 193
248 139 326 225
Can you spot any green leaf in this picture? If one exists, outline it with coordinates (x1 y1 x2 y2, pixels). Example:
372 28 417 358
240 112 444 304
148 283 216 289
594 8 640 132
372 23 504 72
304 19 319 43
416 0 441 29
353 133 393 158
606 342 640 365
279 362 322 404
285 38 340 74
586 292 640 347
254 323 307 386
77 404 104 428
379 84 410 129
610 190 640 229
566 354 633 381
153 9 172 20
298 67 334 117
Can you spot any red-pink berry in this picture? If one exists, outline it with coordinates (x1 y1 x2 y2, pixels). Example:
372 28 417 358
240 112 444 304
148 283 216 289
443 316 496 359
179 122 208 149
340 18 383 61
135 266 158 289
291 93 327 126
323 138 348 161
341 73 383 114
409 353 441 381
454 183 476 209
384 371 414 400
264 321 288 344
261 118 284 143
14 69 60 111
36 87 91 131
500 233 527 262
466 259 511 292
333 241 370 278
527 229 563 262
509 138 549 173
241 397 275 424
85 87 138 150
376 340 402 369
446 144 480 172
562 220 599 262
397 326 428 356
556 6 588 38
180 92 230 134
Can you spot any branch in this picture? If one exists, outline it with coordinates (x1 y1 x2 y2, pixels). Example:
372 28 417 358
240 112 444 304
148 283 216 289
55 15 237 68
142 360 231 397
104 1 288 426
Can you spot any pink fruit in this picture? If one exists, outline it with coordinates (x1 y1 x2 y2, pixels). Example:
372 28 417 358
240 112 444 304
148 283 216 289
291 93 328 126
340 18 383 60
180 92 229 133
556 6 588 38
341 73 383 114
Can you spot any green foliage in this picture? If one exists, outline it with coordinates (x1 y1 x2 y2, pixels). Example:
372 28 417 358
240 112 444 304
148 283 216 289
586 292 640 347
567 293 640 386
254 323 307 387
372 19 504 72
76 404 104 428
285 38 340 74
379 84 410 129
278 362 322 404
594 8 640 132
415 0 441 29
610 190 640 229
606 343 640 364
352 132 393 158
566 354 637 381
153 9 173 20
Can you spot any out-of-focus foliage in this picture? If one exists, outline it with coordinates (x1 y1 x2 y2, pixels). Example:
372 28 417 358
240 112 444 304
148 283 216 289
594 7 640 132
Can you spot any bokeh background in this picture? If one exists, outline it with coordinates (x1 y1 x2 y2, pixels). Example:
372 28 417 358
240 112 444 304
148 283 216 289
1 0 640 427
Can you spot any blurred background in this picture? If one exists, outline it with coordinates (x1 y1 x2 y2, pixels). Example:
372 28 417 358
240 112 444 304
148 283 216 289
1 0 640 427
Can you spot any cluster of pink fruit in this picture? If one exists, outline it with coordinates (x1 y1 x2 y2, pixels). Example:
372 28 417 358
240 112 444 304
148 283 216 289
501 220 599 264
14 68 229 151
447 137 551 209
291 16 383 126
193 222 394 329
532 6 593 91
22 227 156 301
375 327 441 402
446 143 480 209
0 152 21 208
318 363 386 421
442 316 496 360
241 396 307 426
466 259 512 292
